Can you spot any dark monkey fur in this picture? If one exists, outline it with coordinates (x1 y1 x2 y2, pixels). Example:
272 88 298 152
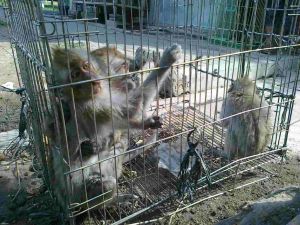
49 44 182 209
220 77 272 160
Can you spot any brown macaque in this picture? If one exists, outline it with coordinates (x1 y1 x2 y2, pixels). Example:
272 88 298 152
219 77 272 161
49 44 182 210
55 47 139 125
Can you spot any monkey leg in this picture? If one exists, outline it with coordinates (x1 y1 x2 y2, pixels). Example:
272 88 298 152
141 44 182 114
87 162 139 207
142 44 182 90
224 130 238 160
159 44 182 68
84 170 140 208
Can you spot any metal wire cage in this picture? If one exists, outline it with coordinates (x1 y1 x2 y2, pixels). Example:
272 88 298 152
4 0 300 224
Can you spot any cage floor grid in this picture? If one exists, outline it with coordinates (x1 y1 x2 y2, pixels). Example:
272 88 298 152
161 105 225 148
95 105 283 224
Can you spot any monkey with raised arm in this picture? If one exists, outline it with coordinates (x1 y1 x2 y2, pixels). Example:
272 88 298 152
54 46 160 159
220 77 272 160
49 44 182 209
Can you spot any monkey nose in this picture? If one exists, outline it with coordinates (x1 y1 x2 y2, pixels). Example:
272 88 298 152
92 80 101 85
92 81 101 94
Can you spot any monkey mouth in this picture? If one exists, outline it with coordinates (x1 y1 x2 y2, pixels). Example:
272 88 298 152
91 81 101 94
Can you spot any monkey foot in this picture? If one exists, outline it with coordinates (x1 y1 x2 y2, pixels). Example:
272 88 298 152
160 44 182 66
135 47 152 66
144 116 163 129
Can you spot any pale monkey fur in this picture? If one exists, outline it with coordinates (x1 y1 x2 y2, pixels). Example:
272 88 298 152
91 46 138 92
91 46 158 93
220 77 272 160
50 44 182 208
92 46 172 96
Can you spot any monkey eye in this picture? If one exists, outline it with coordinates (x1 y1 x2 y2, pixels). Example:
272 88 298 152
116 62 128 72
82 62 90 71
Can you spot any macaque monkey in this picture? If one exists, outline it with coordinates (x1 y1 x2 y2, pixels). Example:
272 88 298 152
54 46 161 159
55 46 140 124
220 77 272 160
50 44 182 210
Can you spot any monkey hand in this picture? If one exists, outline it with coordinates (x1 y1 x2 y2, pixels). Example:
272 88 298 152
144 116 163 129
159 44 182 67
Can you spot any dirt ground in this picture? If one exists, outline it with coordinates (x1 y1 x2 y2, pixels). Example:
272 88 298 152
167 155 300 225
0 25 20 132
0 20 300 225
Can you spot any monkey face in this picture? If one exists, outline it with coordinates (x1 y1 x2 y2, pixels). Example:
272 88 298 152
110 57 129 75
228 77 257 96
69 61 104 99
91 47 143 94
52 48 106 100
91 46 130 75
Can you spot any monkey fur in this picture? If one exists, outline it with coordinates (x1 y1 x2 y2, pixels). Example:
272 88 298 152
49 44 182 209
91 46 159 93
220 76 272 160
132 47 178 98
91 46 176 97
91 46 139 92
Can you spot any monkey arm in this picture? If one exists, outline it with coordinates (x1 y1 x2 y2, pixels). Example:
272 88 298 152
140 44 182 112
108 45 182 130
110 108 163 130
93 97 162 131
220 94 239 127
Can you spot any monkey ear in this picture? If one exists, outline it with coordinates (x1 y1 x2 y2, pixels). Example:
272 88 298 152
52 47 68 66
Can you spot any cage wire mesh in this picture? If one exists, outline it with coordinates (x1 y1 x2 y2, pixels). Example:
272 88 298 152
4 0 300 224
